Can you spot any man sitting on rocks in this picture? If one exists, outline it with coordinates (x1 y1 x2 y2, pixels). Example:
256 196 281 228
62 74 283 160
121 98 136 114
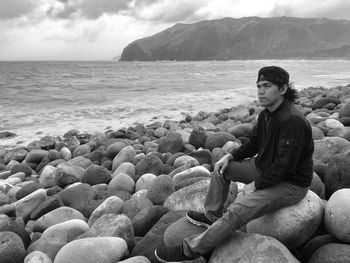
155 66 314 262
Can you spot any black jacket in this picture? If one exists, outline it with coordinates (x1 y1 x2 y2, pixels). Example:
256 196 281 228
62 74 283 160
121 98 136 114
232 100 314 190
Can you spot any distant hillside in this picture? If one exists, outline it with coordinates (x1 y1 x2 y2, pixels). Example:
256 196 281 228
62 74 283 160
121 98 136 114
120 16 350 61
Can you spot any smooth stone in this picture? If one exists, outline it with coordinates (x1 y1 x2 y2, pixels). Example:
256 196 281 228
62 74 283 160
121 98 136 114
33 206 85 232
339 101 350 118
146 174 175 205
4 177 21 186
48 149 60 161
39 165 56 188
121 196 153 220
175 130 190 144
308 243 350 263
53 163 84 188
325 118 344 129
132 205 169 237
209 231 299 263
164 217 206 247
39 136 56 150
0 231 26 263
246 190 324 249
79 214 134 249
0 170 11 180
131 189 148 199
324 153 350 198
4 148 28 163
108 173 135 194
59 147 71 161
30 194 64 220
41 219 89 242
27 228 68 261
112 162 135 178
312 96 340 110
324 188 350 243
135 173 156 192
222 140 241 153
106 141 128 159
312 126 325 140
157 132 185 154
58 183 97 217
24 251 52 263
112 146 136 171
67 156 92 169
173 155 199 168
91 183 107 191
154 127 168 138
188 149 212 165
88 196 124 226
0 214 31 248
204 132 236 151
309 172 325 199
164 179 211 212
81 164 111 185
0 192 10 205
189 127 207 148
54 237 128 263
15 182 42 200
134 155 163 180
10 163 33 177
72 144 91 158
7 171 25 181
25 149 48 163
313 137 350 164
118 256 150 263
15 188 47 218
300 234 339 263
227 123 254 138
172 166 210 188
130 210 185 261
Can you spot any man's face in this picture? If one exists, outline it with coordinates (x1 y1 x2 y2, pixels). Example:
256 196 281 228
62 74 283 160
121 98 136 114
257 80 285 110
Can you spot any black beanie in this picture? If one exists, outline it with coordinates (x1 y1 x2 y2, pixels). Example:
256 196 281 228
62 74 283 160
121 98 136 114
257 66 289 86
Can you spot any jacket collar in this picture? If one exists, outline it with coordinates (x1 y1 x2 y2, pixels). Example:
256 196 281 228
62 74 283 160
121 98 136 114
264 99 289 116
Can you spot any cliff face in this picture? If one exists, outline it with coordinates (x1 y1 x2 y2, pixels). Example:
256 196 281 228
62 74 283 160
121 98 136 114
120 17 350 61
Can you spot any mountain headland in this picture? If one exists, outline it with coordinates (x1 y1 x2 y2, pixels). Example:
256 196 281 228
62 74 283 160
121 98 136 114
120 16 350 61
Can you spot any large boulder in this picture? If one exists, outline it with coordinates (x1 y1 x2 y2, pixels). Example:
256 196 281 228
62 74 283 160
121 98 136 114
312 97 340 110
204 132 236 151
324 153 350 198
324 188 350 243
308 243 350 263
54 237 127 263
209 232 299 263
246 190 324 249
172 166 210 188
40 219 89 242
158 132 185 154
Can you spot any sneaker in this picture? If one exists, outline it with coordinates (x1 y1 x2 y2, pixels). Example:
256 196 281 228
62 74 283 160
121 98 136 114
186 211 213 228
154 245 198 262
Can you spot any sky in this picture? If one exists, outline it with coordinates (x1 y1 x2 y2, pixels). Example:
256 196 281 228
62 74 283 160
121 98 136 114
1 0 350 61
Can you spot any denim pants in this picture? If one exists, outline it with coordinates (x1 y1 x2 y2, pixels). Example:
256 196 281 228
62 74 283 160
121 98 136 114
182 158 308 257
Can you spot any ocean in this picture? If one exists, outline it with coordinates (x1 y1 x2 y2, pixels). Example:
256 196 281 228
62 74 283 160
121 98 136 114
1 60 350 147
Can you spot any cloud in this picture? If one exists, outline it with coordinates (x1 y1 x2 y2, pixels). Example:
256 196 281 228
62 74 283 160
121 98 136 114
48 0 134 19
0 0 38 20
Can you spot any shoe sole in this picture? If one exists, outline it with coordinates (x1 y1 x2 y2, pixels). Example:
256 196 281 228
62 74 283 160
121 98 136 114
186 213 211 228
154 249 167 263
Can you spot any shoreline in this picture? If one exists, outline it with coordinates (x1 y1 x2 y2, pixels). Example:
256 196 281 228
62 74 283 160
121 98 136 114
0 83 350 150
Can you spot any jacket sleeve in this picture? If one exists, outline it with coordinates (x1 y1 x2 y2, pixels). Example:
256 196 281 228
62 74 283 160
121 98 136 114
232 123 259 161
254 115 305 189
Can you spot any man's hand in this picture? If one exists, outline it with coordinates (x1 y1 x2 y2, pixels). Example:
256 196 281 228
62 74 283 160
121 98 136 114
214 153 233 176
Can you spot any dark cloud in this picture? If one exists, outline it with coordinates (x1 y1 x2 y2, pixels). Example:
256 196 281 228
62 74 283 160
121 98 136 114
0 0 37 20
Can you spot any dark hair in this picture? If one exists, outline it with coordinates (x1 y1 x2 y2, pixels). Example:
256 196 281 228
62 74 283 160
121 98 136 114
282 83 298 103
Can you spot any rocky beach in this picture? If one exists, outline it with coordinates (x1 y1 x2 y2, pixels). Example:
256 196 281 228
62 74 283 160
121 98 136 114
1 84 350 263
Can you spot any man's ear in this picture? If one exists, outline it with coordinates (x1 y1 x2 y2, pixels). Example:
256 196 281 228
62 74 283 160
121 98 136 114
280 84 288 95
